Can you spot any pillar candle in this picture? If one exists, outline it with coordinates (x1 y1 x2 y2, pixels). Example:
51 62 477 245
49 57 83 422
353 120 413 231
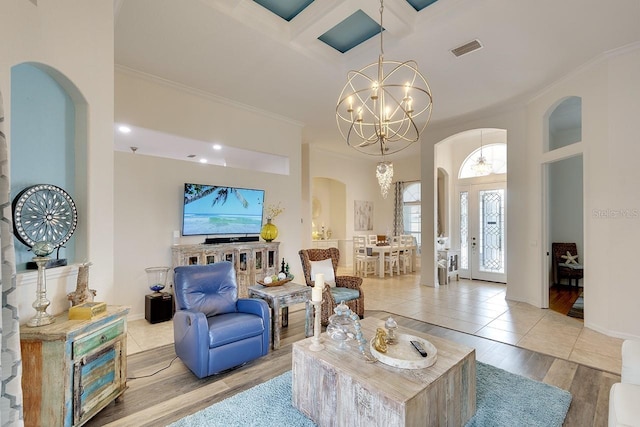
315 273 324 289
312 286 322 302
312 273 324 302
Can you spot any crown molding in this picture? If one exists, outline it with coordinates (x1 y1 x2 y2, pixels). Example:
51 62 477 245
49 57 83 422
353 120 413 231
115 64 305 128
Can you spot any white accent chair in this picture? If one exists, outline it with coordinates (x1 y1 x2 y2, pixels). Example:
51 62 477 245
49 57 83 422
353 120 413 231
609 339 640 426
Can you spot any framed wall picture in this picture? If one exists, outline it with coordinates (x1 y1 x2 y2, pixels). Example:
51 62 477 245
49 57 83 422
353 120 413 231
354 200 373 231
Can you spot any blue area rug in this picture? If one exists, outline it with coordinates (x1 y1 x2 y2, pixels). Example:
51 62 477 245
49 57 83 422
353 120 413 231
169 362 572 427
467 362 572 427
568 292 584 319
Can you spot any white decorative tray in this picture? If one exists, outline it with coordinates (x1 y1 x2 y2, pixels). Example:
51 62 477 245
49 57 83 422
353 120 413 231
369 333 437 369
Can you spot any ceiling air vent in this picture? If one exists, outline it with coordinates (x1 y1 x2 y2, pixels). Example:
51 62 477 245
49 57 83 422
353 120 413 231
450 39 483 57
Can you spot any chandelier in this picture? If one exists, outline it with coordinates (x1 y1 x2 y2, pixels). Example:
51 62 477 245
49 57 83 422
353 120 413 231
471 130 493 176
376 161 393 198
336 0 433 157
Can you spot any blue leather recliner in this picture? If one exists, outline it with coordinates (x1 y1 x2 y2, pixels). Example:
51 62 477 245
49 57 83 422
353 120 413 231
173 262 270 379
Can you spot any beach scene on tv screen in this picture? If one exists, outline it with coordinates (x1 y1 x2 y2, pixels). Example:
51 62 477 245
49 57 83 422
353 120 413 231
183 184 264 235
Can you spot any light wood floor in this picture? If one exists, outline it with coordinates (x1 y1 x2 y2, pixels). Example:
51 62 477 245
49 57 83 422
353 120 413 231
88 309 618 427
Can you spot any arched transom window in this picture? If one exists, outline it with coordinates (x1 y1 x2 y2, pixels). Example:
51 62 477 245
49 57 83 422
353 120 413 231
459 143 507 179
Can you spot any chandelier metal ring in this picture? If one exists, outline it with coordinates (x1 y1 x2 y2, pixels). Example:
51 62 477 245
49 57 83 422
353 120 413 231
336 58 433 156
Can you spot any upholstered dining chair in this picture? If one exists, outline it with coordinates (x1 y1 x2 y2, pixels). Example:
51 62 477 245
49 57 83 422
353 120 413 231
552 242 584 286
173 262 270 378
298 247 364 325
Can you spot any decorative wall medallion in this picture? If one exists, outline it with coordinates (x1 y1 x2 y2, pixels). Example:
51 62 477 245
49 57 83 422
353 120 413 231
12 183 78 251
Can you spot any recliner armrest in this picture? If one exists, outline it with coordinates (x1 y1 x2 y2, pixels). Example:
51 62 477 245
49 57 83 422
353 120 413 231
237 298 270 320
173 309 210 378
236 298 270 352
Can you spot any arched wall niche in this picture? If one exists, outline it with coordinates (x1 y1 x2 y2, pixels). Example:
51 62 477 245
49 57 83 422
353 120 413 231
311 177 346 240
545 96 582 152
10 62 88 270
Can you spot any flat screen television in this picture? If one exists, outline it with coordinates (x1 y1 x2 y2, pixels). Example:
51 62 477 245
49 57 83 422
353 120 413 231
182 183 265 236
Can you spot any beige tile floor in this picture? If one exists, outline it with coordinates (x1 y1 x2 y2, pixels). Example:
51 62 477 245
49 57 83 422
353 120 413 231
127 267 623 374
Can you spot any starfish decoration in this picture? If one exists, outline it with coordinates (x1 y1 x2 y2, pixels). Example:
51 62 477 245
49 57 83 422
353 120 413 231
561 251 579 264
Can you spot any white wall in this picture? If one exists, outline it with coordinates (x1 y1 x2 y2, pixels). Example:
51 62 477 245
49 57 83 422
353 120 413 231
114 69 303 319
0 0 115 321
589 46 640 338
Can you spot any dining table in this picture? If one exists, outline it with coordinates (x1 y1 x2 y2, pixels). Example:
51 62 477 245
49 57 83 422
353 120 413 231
366 243 417 278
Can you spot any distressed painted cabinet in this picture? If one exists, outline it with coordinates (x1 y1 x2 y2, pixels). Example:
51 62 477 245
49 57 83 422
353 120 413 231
172 242 280 298
20 306 129 427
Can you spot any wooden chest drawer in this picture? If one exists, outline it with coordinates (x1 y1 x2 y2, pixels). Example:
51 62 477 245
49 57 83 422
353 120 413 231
73 318 125 358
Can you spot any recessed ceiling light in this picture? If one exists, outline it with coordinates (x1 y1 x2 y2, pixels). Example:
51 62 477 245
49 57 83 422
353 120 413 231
199 158 207 164
118 125 132 134
212 144 222 150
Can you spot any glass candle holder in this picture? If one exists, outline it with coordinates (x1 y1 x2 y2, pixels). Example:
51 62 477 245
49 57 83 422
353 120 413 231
385 316 398 345
145 266 170 294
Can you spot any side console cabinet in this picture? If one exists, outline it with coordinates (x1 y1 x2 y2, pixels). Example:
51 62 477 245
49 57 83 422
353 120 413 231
20 305 129 427
172 241 280 298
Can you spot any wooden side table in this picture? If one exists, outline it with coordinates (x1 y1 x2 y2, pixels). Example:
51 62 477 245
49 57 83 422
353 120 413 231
248 282 313 350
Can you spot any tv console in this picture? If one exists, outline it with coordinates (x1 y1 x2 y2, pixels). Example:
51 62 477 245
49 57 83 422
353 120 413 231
204 236 259 244
172 241 279 298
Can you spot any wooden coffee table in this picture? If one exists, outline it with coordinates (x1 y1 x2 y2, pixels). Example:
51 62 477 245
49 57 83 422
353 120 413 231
292 317 476 426
248 282 313 350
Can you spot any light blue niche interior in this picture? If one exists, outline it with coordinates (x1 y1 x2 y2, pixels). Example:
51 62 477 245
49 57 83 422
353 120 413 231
11 63 76 270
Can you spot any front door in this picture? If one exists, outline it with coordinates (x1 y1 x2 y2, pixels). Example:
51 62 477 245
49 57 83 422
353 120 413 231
459 183 507 283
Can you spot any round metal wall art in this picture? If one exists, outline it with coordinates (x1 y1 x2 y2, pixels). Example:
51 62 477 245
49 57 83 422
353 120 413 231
12 184 78 249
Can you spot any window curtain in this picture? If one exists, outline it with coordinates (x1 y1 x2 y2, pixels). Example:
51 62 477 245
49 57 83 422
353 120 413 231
393 181 404 236
0 94 24 426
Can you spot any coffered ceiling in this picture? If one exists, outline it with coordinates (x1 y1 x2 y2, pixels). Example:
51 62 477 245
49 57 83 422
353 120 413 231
114 0 640 160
